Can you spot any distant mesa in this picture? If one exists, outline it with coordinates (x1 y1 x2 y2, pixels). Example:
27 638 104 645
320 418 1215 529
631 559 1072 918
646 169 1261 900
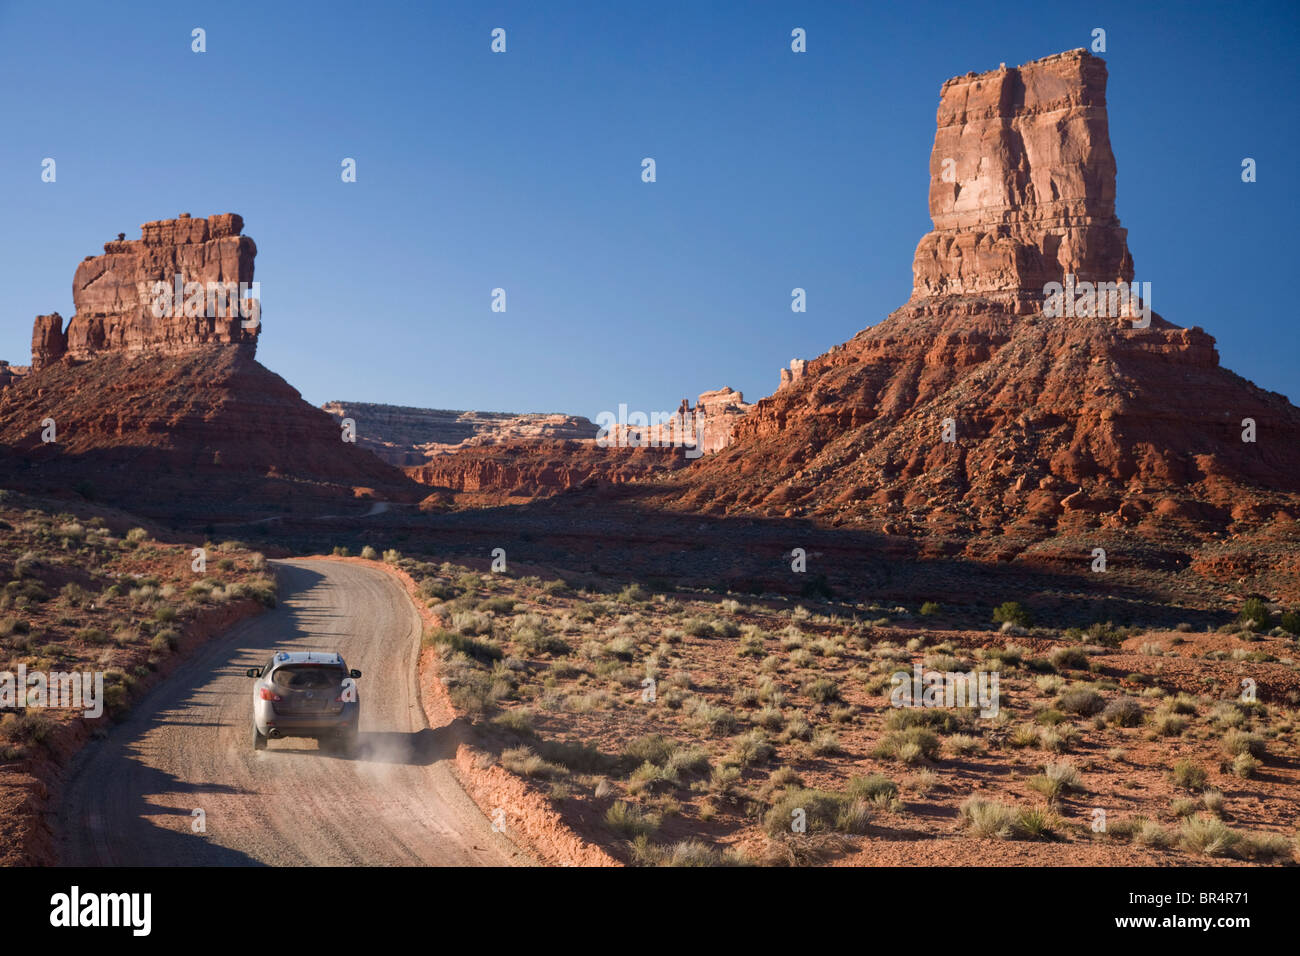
320 401 601 467
692 387 752 455
593 387 752 457
321 390 755 469
323 390 753 504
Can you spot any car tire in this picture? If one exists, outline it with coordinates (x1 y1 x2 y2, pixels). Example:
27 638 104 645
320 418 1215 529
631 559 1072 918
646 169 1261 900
253 723 268 751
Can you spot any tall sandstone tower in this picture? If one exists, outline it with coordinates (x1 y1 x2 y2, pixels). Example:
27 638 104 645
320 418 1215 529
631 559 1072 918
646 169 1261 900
911 50 1133 308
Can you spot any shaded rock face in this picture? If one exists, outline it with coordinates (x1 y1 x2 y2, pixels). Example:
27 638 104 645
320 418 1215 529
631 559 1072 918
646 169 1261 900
33 212 259 367
319 401 599 467
649 50 1300 586
0 347 416 521
406 440 686 507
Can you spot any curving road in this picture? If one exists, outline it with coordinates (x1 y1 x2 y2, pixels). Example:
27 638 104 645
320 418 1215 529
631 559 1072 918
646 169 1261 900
57 559 530 866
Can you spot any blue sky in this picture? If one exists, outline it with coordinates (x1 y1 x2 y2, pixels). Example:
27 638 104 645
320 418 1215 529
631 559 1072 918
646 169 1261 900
2 0 1296 417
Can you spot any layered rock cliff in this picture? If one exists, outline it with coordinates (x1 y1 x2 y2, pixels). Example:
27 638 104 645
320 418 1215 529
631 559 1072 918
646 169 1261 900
911 50 1133 307
694 387 752 454
406 440 686 507
603 388 753 456
31 213 259 369
320 401 600 466
329 389 750 504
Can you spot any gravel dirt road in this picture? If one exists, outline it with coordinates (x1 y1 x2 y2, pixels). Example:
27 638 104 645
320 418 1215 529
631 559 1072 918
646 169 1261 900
58 559 531 866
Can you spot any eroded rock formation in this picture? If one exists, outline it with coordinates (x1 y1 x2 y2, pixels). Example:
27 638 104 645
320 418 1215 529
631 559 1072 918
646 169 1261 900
29 213 259 369
0 362 28 390
778 359 807 391
645 50 1300 580
912 49 1133 307
604 388 754 455
0 214 416 520
693 387 753 454
31 314 66 371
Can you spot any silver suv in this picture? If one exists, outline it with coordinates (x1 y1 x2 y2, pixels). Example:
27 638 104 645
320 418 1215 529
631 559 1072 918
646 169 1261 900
247 651 361 752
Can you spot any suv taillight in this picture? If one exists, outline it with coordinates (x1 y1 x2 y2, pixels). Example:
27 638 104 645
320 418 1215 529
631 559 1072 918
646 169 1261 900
260 688 281 701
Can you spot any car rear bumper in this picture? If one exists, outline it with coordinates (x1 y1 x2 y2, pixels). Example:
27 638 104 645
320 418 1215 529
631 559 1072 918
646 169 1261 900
258 705 358 738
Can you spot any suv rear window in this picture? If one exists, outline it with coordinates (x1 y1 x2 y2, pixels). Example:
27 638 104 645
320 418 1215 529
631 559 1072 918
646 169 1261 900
271 665 346 690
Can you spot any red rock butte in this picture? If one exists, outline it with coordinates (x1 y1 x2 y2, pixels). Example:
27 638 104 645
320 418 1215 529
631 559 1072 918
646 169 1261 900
31 212 258 371
0 213 417 520
646 49 1300 594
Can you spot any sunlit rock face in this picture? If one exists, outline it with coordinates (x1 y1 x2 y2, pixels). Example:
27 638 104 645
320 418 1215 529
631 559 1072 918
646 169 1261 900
32 213 259 369
911 50 1133 308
